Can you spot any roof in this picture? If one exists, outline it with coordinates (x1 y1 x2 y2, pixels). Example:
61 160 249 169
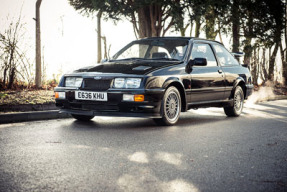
140 36 223 45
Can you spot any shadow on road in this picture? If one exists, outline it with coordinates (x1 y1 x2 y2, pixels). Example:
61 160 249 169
68 109 230 131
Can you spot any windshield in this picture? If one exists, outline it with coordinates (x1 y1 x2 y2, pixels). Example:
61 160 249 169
112 38 189 61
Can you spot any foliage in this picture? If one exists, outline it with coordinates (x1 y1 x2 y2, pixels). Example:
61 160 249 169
0 14 34 89
69 0 184 38
68 0 286 85
0 90 55 105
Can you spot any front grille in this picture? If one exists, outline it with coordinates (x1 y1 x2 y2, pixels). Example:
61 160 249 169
82 78 112 91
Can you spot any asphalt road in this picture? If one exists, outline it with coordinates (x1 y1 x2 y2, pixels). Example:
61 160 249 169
0 100 286 192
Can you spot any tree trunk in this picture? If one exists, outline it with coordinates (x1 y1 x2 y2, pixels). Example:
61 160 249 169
195 17 201 38
243 37 252 65
251 47 259 85
180 24 189 37
190 22 193 37
35 0 42 88
97 11 102 63
218 25 223 43
205 6 217 40
261 48 268 83
280 42 287 85
138 6 152 38
7 67 15 89
284 2 287 85
268 43 279 81
232 0 240 52
243 10 253 66
285 2 287 61
101 36 107 59
3 67 7 87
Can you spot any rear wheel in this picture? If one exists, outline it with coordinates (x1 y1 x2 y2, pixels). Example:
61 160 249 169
71 114 94 121
224 86 244 117
153 86 181 126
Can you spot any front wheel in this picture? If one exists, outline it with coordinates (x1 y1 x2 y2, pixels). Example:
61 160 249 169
71 114 94 121
153 86 181 126
224 86 244 117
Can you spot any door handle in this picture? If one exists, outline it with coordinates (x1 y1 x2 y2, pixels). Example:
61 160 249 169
218 69 223 74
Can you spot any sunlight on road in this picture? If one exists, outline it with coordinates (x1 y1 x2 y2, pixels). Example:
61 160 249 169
117 168 200 192
128 152 149 164
188 108 224 117
244 100 287 123
0 122 26 129
128 151 183 166
155 152 183 166
165 179 200 192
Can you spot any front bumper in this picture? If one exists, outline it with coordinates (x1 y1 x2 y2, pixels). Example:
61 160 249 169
55 88 165 118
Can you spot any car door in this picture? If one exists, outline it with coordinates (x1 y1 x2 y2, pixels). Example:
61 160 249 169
212 44 242 100
189 42 226 103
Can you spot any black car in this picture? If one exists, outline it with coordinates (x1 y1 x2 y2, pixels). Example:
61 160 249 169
55 37 253 125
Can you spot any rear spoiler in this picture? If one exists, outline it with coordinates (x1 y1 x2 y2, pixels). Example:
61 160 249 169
232 52 248 68
231 52 245 57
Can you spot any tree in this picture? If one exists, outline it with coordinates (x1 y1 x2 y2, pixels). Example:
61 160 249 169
97 11 102 63
265 0 284 81
283 1 287 85
35 0 42 88
69 0 184 38
0 15 33 89
231 0 240 52
69 0 286 85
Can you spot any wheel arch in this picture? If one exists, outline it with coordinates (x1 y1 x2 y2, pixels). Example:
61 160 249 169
232 77 247 99
163 78 187 112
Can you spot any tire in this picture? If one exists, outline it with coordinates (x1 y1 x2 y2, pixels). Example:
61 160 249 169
224 86 244 117
71 114 94 121
153 86 181 126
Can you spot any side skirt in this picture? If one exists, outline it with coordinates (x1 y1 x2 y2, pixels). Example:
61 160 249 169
186 99 234 110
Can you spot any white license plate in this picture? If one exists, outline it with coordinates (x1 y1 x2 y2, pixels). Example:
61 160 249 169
75 91 107 101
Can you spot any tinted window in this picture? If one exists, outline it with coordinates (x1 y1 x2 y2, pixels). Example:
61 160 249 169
190 44 217 66
213 44 239 66
113 39 189 61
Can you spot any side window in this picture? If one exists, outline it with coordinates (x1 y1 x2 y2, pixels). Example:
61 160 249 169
190 44 217 66
213 44 239 66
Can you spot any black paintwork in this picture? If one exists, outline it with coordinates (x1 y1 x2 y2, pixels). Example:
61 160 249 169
55 37 253 118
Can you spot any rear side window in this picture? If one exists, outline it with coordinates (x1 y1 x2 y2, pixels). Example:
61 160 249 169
190 44 217 66
213 44 239 66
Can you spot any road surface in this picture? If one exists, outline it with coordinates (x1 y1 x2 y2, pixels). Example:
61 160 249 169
0 100 286 192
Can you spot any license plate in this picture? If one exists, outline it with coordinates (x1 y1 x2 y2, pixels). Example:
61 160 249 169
75 91 107 101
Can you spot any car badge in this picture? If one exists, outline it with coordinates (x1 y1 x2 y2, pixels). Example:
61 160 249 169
94 76 102 80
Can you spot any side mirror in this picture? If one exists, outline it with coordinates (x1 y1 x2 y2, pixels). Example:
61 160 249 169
186 58 207 73
188 58 207 67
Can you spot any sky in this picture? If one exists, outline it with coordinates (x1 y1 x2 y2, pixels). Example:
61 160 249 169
0 0 140 79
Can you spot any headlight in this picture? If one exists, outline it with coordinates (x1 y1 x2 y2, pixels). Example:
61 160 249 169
65 77 83 87
126 78 141 88
113 78 141 88
114 78 125 88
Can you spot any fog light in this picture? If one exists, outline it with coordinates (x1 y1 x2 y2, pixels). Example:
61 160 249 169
134 94 144 102
55 92 65 99
123 94 134 101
